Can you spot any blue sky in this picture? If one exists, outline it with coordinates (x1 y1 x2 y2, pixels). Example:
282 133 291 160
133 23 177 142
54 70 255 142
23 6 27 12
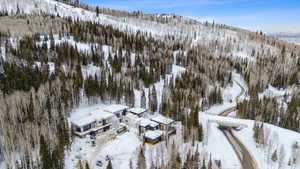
81 0 300 33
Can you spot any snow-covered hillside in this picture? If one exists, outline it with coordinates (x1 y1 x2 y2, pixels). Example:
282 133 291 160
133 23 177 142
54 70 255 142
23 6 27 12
0 0 279 61
269 32 300 46
0 1 299 169
0 0 201 38
201 113 300 169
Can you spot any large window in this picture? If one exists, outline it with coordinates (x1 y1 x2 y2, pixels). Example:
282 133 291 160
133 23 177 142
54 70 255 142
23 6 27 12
122 110 126 116
103 125 110 132
83 124 92 132
102 119 107 125
75 126 81 132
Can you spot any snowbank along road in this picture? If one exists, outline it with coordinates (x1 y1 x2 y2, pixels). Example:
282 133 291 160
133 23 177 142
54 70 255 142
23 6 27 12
222 130 258 169
218 80 259 169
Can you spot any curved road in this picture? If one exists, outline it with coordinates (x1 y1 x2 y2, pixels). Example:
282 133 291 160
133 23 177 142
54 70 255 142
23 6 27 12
217 80 259 169
217 81 299 169
222 129 258 169
218 79 245 116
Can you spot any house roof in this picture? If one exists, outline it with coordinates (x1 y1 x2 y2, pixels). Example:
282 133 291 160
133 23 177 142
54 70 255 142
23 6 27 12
139 118 159 128
128 107 147 115
103 104 129 113
144 130 163 140
151 115 174 125
71 110 114 127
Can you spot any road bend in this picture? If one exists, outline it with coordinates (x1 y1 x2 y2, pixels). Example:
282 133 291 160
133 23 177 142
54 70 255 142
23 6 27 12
217 80 259 169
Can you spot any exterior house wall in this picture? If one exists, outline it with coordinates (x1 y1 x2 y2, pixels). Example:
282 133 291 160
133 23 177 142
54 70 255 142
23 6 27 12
144 137 161 144
72 115 119 137
159 124 167 131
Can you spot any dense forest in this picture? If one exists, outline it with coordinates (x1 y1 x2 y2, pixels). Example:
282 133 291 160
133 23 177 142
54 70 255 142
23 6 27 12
0 1 299 169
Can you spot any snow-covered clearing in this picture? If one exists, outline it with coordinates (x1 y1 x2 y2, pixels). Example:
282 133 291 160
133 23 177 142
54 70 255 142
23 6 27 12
37 35 94 53
34 61 55 74
259 84 295 98
81 64 101 79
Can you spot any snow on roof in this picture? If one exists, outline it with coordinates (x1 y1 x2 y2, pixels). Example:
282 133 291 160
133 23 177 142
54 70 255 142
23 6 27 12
144 130 163 140
151 115 174 125
128 107 147 115
71 110 114 127
103 104 129 113
139 118 158 128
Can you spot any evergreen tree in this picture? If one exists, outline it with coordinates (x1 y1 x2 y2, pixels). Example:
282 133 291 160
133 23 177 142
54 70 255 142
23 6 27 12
198 124 203 141
40 135 51 169
96 6 100 17
141 89 146 109
149 86 157 112
27 93 35 122
271 150 278 162
106 160 113 169
137 147 146 169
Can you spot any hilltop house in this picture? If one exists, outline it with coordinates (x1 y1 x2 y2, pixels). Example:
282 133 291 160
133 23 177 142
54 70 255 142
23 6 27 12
71 109 119 137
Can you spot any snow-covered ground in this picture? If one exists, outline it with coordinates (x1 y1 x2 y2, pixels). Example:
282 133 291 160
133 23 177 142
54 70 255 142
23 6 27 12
201 113 300 169
269 33 300 46
201 115 241 169
0 0 202 39
64 63 189 169
199 72 247 169
34 61 55 74
66 110 198 169
65 130 141 169
259 84 295 98
204 72 247 115
200 72 300 169
37 35 95 53
0 46 5 61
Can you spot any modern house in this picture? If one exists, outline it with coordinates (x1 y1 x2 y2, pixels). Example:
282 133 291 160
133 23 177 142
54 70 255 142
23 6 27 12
138 118 159 133
71 109 119 137
127 107 148 117
103 104 129 120
144 130 163 144
151 115 176 135
70 105 177 145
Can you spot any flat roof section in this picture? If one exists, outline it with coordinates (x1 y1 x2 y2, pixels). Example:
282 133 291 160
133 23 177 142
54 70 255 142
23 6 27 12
151 115 174 125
